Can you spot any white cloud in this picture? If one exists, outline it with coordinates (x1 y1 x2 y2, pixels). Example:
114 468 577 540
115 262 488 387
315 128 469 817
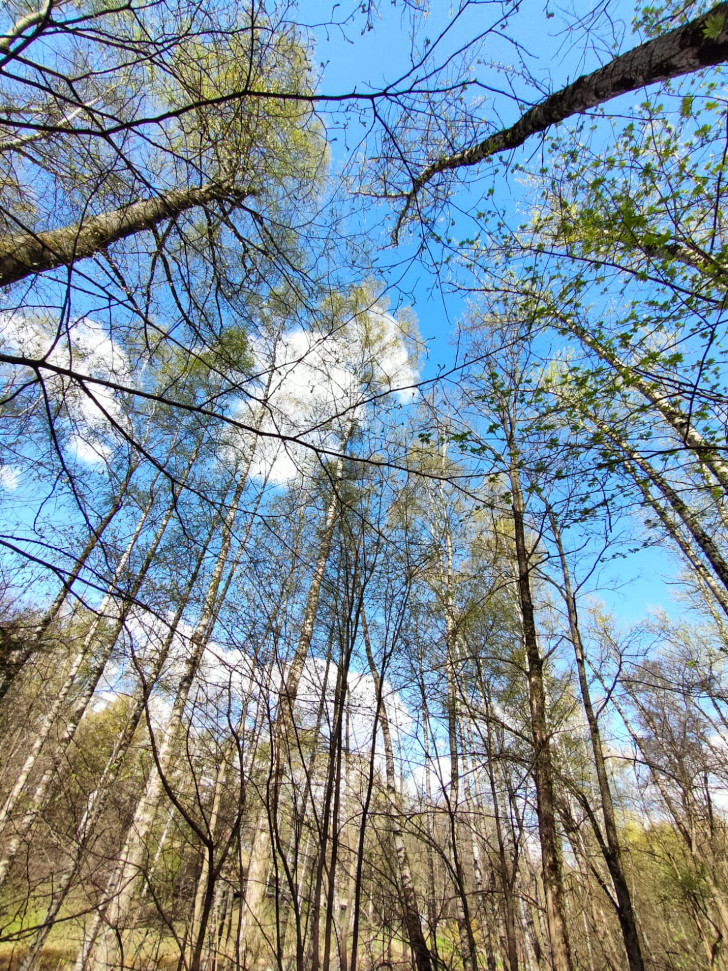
67 434 111 465
0 465 19 490
236 309 418 485
0 312 129 382
0 311 132 462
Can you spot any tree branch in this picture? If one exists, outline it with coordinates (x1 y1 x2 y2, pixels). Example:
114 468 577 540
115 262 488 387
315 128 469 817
398 3 728 234
0 181 249 287
0 0 53 55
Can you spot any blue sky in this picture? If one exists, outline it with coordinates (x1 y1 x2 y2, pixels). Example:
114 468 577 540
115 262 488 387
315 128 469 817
296 0 701 626
0 0 703 626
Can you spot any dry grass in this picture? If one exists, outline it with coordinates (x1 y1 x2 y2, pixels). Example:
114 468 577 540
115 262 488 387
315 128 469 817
0 944 76 970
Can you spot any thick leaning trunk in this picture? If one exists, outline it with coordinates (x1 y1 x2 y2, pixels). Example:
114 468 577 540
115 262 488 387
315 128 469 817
88 458 254 971
507 455 573 971
18 519 216 971
362 609 434 971
548 511 645 971
0 181 245 287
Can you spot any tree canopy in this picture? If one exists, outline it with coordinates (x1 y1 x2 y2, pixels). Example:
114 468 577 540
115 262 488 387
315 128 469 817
1 3 728 971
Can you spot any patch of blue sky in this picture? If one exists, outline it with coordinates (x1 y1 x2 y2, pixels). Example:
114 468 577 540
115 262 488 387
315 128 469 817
301 0 717 622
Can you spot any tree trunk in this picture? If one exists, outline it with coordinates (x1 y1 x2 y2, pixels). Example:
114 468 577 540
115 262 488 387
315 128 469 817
625 454 728 617
481 691 520 971
588 414 728 604
17 517 216 971
445 615 479 971
0 458 138 704
361 608 434 971
0 181 246 287
565 319 728 496
507 454 573 971
186 481 271 971
404 4 728 211
241 441 351 959
87 453 255 970
0 465 175 891
548 510 645 971
416 658 441 967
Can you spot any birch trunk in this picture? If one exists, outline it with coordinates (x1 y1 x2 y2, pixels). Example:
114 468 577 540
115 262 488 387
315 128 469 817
548 510 645 971
482 692 520 971
361 608 433 971
443 581 479 971
0 466 176 891
464 724 501 971
88 453 255 971
566 319 728 496
186 483 272 971
0 458 138 703
18 516 217 971
507 453 573 971
416 659 440 966
240 441 350 957
589 413 728 604
625 455 728 617
404 4 728 209
425 467 480 971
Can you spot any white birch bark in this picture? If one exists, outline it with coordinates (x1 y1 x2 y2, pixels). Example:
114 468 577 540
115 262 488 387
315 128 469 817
87 445 258 970
0 458 139 704
361 607 433 971
0 469 173 891
240 437 350 954
18 516 217 971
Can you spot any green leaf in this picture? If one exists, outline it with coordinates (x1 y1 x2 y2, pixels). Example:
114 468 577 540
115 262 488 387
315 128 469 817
703 12 726 41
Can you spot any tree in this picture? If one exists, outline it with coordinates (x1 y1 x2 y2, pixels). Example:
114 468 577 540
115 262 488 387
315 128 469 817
396 3 728 230
0 0 323 287
4 4 728 970
546 510 645 971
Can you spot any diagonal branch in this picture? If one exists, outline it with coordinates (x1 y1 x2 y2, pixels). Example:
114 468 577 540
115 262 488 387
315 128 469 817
0 180 250 287
398 3 728 233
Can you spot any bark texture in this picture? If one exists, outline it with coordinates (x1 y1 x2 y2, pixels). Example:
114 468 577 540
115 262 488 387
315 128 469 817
0 182 243 287
593 417 728 605
548 511 645 971
562 316 728 495
362 609 434 971
0 459 136 703
89 459 252 971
